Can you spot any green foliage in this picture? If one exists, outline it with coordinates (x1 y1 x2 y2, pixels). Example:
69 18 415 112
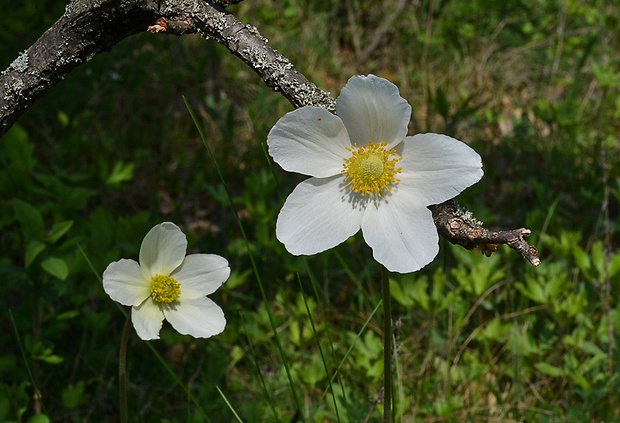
1 0 620 421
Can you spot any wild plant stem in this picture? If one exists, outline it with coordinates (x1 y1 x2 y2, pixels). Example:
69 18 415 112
599 140 615 387
31 278 42 415
382 266 392 423
119 314 131 423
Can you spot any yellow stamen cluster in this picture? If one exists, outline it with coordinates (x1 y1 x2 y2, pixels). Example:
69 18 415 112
150 274 181 304
342 141 402 196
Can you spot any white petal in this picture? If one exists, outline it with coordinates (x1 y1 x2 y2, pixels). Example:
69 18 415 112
102 259 150 306
172 254 230 299
361 197 439 273
336 74 411 147
164 297 226 339
139 222 187 278
132 298 165 340
267 107 352 177
398 133 483 206
276 176 364 255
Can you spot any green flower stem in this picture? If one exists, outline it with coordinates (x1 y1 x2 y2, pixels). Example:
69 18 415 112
119 314 131 423
382 265 392 423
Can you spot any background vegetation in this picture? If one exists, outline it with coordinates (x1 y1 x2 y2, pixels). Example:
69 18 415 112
1 0 619 421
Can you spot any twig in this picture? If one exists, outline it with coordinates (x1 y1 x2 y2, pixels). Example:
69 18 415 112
430 200 541 266
599 139 614 379
381 266 392 423
0 0 334 137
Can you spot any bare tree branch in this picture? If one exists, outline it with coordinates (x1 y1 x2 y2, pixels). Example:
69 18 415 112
0 0 540 266
431 200 540 266
1 0 154 135
0 0 334 136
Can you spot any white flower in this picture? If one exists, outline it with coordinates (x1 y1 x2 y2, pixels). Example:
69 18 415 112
102 222 229 340
267 74 483 273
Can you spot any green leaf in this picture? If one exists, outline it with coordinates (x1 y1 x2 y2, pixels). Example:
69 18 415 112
297 356 326 387
430 269 446 305
561 286 587 317
56 310 80 320
510 329 539 357
478 319 508 341
590 241 604 278
3 124 36 173
534 362 564 377
609 253 620 278
41 257 69 281
572 245 590 275
580 341 604 357
289 321 301 346
57 110 70 127
46 220 74 243
221 268 251 291
25 241 46 267
571 373 591 390
62 382 85 409
389 278 414 308
411 278 430 311
545 274 566 298
105 161 135 186
515 278 546 303
39 355 64 365
12 199 44 242
390 276 430 310
528 278 547 303
27 414 51 423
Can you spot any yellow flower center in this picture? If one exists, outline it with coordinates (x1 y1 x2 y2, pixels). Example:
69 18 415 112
342 141 402 197
150 274 181 304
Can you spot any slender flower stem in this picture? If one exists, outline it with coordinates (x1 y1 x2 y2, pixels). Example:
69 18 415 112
382 266 392 423
119 314 131 423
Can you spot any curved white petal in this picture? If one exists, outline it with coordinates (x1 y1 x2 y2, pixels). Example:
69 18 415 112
164 297 226 339
132 298 165 340
267 107 352 177
276 176 364 255
361 197 439 273
336 75 411 148
172 254 230 299
102 259 150 306
139 222 187 279
398 133 483 206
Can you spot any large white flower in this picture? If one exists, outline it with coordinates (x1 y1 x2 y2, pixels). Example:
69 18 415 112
267 74 483 273
103 222 229 340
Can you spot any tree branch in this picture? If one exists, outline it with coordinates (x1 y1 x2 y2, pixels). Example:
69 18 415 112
430 200 540 266
0 0 334 136
1 0 155 135
0 0 540 266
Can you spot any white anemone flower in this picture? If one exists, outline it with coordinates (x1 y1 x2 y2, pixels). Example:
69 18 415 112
267 74 483 273
103 222 229 340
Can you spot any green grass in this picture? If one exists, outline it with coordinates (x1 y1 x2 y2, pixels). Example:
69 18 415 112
1 0 619 421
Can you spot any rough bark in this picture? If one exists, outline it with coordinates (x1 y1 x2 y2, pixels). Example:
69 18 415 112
0 0 540 266
0 0 333 136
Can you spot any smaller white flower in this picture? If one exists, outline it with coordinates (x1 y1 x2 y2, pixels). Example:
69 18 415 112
103 222 229 340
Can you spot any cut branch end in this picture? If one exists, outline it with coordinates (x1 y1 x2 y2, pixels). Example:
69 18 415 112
430 200 541 266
